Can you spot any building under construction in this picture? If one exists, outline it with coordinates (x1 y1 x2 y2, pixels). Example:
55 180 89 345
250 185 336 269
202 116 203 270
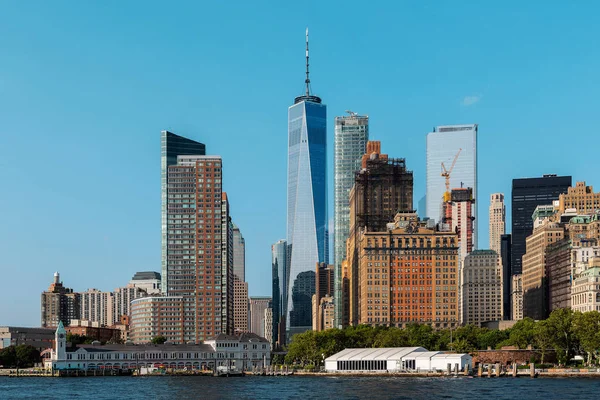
346 141 414 325
350 141 414 233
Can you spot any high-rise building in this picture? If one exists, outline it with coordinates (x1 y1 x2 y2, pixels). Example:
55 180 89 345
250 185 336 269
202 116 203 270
460 250 502 326
500 234 512 319
522 215 565 320
129 272 161 295
426 125 478 235
333 112 368 327
271 240 287 347
346 141 414 325
511 175 572 275
233 280 248 334
41 272 80 328
161 130 206 294
315 262 334 302
312 262 334 332
232 223 245 281
443 187 475 266
489 194 505 255
286 30 327 338
348 212 459 329
165 155 233 341
80 289 114 327
221 193 235 337
264 308 273 347
312 295 334 332
546 238 572 313
511 274 523 320
249 297 272 338
130 296 185 344
556 181 600 216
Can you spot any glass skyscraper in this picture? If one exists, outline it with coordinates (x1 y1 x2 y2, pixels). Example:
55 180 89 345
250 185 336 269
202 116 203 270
271 239 287 347
511 175 572 275
333 113 368 328
286 29 327 337
232 223 245 281
426 124 478 244
160 130 205 294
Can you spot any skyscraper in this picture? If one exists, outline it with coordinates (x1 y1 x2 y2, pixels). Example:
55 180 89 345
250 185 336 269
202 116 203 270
426 124 478 242
161 130 205 294
286 29 327 338
442 187 475 266
489 193 505 255
500 234 512 319
333 112 368 328
249 297 272 338
511 175 572 275
271 239 287 347
460 250 502 326
346 141 414 325
166 155 233 341
232 223 245 281
232 222 247 334
41 272 80 328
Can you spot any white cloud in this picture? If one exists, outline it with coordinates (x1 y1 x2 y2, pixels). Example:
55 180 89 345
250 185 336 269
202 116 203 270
461 95 481 106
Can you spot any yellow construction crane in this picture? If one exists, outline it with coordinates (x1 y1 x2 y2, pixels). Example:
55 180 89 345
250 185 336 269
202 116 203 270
441 148 462 202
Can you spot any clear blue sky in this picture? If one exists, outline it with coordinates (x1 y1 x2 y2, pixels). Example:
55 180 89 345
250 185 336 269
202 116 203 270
1 1 599 326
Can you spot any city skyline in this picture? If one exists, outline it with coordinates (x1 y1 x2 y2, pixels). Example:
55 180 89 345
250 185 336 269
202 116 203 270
3 2 600 326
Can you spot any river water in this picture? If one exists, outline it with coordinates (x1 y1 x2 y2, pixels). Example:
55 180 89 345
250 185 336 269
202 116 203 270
1 375 598 399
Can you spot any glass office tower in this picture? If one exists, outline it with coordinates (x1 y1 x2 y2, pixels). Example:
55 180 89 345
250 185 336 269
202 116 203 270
511 175 572 275
333 113 368 328
287 94 327 337
271 239 287 347
426 124 478 244
160 130 205 294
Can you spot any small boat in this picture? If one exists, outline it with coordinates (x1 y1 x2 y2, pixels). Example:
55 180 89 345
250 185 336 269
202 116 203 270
216 365 244 377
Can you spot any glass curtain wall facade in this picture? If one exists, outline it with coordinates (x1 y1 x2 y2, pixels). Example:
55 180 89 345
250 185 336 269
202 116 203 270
161 130 205 294
511 175 572 275
286 96 327 338
271 239 287 347
333 114 368 328
232 223 245 281
425 124 478 243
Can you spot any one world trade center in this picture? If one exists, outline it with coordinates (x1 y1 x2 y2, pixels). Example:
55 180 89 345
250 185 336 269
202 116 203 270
286 28 327 339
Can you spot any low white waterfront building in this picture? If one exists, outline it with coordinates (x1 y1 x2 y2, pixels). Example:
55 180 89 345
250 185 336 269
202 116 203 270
324 347 472 373
45 322 271 372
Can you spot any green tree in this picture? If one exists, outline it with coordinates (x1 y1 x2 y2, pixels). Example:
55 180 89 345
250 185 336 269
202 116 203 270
507 318 536 349
573 310 600 365
477 328 510 350
0 346 17 368
66 333 94 346
547 308 577 365
151 335 167 345
14 345 40 368
533 320 553 364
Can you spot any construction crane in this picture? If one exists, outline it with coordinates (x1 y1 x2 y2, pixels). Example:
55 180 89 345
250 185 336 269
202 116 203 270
345 110 358 117
441 148 462 200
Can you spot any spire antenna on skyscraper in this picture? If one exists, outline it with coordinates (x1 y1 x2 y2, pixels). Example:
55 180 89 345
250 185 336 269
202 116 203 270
305 27 310 96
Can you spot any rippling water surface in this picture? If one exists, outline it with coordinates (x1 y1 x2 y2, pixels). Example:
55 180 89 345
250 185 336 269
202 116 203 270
1 375 599 399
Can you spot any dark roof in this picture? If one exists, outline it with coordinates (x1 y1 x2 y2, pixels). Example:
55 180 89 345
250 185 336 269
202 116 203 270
77 343 214 352
131 272 161 281
211 332 269 343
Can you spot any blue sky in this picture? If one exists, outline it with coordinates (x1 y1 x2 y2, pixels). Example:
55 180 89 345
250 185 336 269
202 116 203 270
1 1 599 326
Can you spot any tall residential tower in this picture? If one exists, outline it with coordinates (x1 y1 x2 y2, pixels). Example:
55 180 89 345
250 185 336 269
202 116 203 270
286 29 327 338
161 130 205 294
333 112 368 328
